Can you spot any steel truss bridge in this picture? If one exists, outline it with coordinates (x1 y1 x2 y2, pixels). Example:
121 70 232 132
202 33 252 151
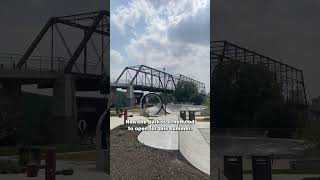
0 10 109 92
113 65 206 94
0 11 109 89
211 41 308 107
0 11 110 145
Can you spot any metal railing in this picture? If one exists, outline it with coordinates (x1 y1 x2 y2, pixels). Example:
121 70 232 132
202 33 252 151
0 53 104 76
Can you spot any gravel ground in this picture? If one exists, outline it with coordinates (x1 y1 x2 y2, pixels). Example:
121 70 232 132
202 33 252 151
110 125 209 180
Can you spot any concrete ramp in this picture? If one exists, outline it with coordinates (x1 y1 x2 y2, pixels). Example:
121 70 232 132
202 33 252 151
137 109 210 174
164 104 205 113
144 103 206 115
137 114 179 150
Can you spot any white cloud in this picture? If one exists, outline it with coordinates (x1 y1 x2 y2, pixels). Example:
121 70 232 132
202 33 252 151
110 48 125 81
110 48 124 63
111 0 210 91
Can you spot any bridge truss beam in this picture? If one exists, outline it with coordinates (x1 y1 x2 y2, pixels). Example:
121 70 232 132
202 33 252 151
115 65 206 93
15 10 109 75
211 41 308 106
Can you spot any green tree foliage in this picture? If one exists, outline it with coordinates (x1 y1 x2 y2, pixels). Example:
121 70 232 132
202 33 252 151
174 81 205 104
213 61 301 128
159 93 175 104
112 91 129 108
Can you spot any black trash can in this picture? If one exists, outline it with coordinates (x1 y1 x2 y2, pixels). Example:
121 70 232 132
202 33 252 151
252 156 272 180
180 111 186 120
224 156 243 180
189 111 195 121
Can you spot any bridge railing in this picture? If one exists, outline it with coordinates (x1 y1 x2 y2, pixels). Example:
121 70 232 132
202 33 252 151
0 53 104 75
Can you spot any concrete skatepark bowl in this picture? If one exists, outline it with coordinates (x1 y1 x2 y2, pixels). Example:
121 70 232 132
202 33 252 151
137 104 210 174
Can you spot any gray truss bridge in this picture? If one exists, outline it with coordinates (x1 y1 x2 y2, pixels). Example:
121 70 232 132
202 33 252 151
0 11 109 145
211 41 307 106
112 65 206 94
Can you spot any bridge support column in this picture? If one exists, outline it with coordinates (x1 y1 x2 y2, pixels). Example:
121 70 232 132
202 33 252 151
110 87 116 101
0 81 21 105
126 85 134 106
0 81 21 126
51 75 79 144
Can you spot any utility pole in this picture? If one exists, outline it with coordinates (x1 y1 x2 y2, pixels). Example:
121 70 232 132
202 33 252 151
163 68 167 116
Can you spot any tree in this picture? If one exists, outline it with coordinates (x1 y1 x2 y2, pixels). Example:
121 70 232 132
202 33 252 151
213 61 298 128
174 81 204 104
112 91 129 108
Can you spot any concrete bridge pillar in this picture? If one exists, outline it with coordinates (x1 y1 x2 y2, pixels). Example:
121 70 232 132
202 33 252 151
0 81 21 104
110 87 117 101
51 75 79 144
0 81 21 124
126 85 134 106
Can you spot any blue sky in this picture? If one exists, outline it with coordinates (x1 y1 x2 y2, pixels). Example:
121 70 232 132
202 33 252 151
110 0 210 92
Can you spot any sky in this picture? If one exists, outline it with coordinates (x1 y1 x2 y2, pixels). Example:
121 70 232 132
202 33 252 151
110 0 210 92
0 0 107 53
212 0 320 101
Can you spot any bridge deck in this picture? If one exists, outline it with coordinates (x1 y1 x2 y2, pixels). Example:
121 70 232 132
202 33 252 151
111 83 173 92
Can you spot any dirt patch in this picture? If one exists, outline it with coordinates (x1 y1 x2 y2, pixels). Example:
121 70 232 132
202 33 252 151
111 125 209 180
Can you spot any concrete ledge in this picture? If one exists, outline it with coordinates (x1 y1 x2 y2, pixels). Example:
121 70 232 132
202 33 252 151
179 123 210 174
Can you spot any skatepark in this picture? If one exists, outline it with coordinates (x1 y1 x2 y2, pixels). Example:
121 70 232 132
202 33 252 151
111 103 210 175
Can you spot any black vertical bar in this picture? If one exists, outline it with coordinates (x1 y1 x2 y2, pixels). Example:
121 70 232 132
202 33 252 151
84 31 87 74
101 17 104 74
291 68 294 101
151 69 153 87
145 73 146 86
280 64 283 95
300 70 308 105
286 66 288 101
51 25 54 71
296 70 299 103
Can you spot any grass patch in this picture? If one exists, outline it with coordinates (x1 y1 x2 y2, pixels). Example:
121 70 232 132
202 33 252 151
127 108 140 113
196 117 210 122
0 147 18 156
